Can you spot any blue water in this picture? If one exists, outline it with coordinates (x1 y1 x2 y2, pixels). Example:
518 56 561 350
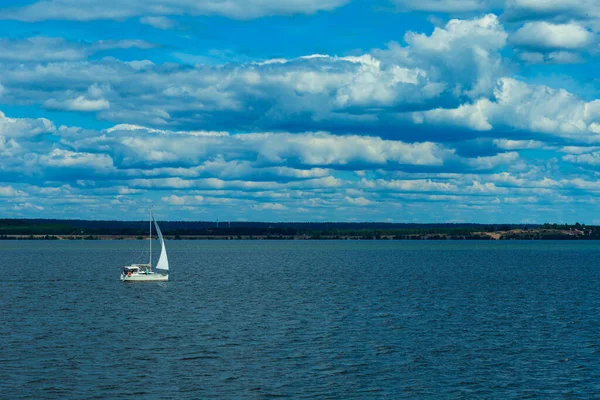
1 240 600 398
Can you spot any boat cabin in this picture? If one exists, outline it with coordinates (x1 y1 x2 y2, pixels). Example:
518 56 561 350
122 264 153 276
122 265 140 274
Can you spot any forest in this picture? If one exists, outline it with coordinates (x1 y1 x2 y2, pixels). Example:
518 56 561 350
0 219 596 240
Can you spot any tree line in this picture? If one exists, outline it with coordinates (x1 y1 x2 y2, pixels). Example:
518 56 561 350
1 218 599 239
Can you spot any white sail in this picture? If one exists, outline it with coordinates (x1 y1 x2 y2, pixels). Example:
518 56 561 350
153 216 169 271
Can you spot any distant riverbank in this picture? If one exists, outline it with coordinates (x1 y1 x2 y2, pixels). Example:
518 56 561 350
2 219 596 240
0 227 592 240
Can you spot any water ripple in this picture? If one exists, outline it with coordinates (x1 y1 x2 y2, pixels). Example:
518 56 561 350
1 240 600 398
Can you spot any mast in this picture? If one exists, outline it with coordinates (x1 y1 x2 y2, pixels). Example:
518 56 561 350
149 206 152 267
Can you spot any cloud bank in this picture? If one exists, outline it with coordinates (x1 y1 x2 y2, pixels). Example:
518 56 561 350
0 2 599 222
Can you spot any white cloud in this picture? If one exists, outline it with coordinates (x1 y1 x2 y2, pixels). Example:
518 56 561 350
518 51 583 64
1 0 349 21
487 173 560 188
391 0 501 12
562 178 600 191
43 83 111 112
466 152 519 169
345 196 372 206
518 51 545 64
162 195 202 205
0 15 509 129
493 139 544 150
511 22 594 50
62 125 454 171
1 11 600 221
415 77 600 140
365 178 457 193
414 98 493 131
504 0 600 23
252 202 287 210
0 135 21 157
559 146 600 154
93 39 157 51
140 16 175 29
0 109 573 209
332 58 441 109
563 152 600 166
0 37 156 62
13 202 44 211
546 51 584 64
0 37 84 61
397 14 508 99
44 96 110 112
41 149 114 169
503 196 538 203
126 60 155 70
0 186 28 197
490 78 600 138
250 132 451 167
0 111 55 138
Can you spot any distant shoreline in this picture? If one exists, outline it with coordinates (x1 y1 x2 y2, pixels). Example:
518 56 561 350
0 228 594 240
1 219 596 240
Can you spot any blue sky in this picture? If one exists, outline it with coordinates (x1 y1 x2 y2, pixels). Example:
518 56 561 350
1 0 600 223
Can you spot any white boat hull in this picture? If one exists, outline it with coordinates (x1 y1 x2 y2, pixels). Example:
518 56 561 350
121 273 168 282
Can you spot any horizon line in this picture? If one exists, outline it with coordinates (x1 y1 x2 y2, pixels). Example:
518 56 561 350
0 217 590 226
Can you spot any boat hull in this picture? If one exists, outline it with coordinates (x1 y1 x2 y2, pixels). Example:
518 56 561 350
121 274 168 282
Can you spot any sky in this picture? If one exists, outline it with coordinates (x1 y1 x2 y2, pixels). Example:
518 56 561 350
1 0 600 223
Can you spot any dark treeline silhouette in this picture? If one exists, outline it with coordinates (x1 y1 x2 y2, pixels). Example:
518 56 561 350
0 218 598 240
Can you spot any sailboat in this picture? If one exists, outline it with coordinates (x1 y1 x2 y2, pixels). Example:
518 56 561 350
120 208 169 282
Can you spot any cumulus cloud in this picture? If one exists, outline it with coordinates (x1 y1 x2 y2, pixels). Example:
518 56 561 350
0 9 600 221
345 196 372 206
250 132 452 167
43 83 111 112
563 152 600 166
503 0 600 23
511 22 594 50
415 78 600 140
4 108 509 207
0 111 55 138
466 151 519 169
332 56 443 109
413 99 493 131
0 106 540 213
0 186 28 197
40 149 114 169
380 14 508 100
0 15 512 134
67 126 454 170
45 96 110 112
490 78 600 138
1 0 349 21
493 139 544 150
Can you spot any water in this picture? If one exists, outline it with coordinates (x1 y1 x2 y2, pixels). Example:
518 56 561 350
1 240 600 398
